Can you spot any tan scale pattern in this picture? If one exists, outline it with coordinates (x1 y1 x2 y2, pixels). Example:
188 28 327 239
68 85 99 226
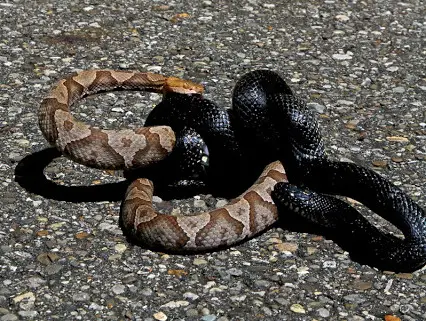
38 69 203 170
120 161 288 252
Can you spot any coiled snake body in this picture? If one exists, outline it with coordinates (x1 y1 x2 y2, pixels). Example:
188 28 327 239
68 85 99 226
38 69 425 272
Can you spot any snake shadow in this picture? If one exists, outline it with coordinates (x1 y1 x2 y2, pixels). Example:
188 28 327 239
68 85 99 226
14 148 129 203
14 148 382 269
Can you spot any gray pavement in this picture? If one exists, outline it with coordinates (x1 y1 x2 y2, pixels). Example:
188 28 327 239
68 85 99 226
0 1 425 320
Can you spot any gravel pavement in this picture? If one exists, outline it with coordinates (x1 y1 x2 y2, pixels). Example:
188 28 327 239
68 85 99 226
1 1 425 320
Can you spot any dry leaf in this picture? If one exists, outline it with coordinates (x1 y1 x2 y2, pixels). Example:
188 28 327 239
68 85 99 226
167 269 188 277
384 315 401 321
386 136 409 142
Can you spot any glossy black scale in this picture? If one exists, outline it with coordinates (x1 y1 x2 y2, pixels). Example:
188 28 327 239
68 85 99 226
143 93 248 197
138 69 425 272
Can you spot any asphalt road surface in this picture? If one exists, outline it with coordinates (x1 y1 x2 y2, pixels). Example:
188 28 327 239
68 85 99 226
0 1 425 320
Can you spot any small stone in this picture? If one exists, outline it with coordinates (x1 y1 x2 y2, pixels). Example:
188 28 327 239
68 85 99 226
193 258 208 265
27 277 45 289
17 311 38 318
322 260 337 268
307 102 326 114
153 311 167 321
215 199 228 208
111 284 126 295
0 314 18 321
306 247 317 255
332 53 352 60
318 308 330 317
391 157 403 163
183 292 199 301
335 14 349 21
161 300 190 308
290 303 306 313
392 87 405 93
399 305 411 314
343 294 366 304
16 139 30 148
45 264 62 275
387 66 399 72
227 268 243 276
141 288 153 296
201 315 217 321
12 292 35 304
114 243 127 253
352 280 373 290
186 309 199 317
72 292 90 302
194 199 206 208
361 78 371 87
372 160 388 167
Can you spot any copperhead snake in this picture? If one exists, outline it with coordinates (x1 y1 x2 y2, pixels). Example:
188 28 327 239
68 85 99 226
38 69 426 272
38 69 287 252
38 70 203 170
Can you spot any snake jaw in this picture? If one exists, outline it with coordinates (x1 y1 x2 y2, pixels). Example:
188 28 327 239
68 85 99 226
163 77 204 95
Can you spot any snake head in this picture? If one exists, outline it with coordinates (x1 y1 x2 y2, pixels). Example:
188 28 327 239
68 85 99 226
163 77 204 95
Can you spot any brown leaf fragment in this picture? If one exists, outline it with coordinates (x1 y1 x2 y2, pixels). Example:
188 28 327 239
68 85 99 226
395 273 413 280
372 160 388 168
386 136 409 142
167 269 188 277
75 231 90 239
352 280 373 290
384 315 401 321
36 230 49 237
152 5 171 11
170 12 190 22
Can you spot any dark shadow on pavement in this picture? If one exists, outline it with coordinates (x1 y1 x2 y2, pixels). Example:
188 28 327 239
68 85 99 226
14 147 129 203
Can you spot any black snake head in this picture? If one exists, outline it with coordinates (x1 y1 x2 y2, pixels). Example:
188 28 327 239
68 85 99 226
272 182 341 230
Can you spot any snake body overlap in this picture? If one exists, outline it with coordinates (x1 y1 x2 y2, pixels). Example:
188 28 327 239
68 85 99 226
38 69 426 272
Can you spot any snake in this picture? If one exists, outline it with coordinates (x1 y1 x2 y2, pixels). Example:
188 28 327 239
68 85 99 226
38 69 204 170
38 69 426 272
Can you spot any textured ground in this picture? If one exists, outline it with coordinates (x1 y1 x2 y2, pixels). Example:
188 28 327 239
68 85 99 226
1 1 425 320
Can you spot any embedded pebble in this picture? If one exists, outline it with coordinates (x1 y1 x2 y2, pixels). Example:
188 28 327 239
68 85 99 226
290 304 306 314
111 284 126 295
322 260 337 268
114 243 127 253
153 311 167 321
0 314 18 321
307 102 326 114
318 308 330 318
193 258 208 265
